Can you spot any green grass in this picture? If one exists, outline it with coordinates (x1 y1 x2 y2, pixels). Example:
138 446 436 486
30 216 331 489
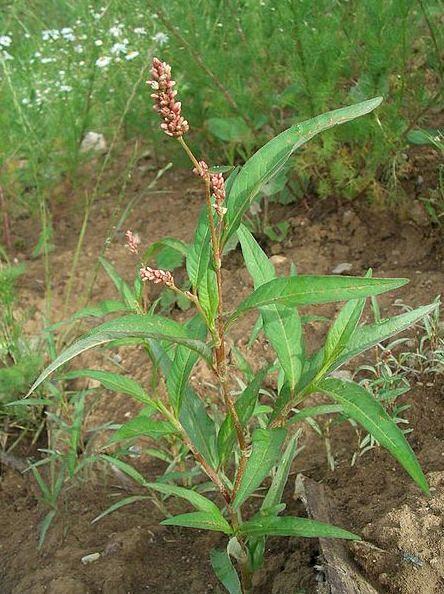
1 0 442 230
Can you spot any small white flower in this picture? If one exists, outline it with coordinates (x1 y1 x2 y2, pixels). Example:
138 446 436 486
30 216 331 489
109 24 123 37
152 32 169 46
74 45 83 53
134 27 147 35
110 41 127 55
79 60 85 66
0 35 12 47
22 97 31 105
95 55 111 68
41 57 55 64
94 39 103 46
125 50 139 61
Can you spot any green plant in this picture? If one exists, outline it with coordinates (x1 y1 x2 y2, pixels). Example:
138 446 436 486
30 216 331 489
27 58 438 593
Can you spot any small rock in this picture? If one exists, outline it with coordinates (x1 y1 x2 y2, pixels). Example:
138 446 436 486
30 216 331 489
270 255 288 266
332 262 353 274
81 552 101 565
80 131 107 153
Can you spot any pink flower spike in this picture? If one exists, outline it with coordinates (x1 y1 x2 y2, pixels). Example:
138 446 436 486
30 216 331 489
140 266 175 287
125 230 141 255
210 172 226 217
148 57 189 138
193 160 209 178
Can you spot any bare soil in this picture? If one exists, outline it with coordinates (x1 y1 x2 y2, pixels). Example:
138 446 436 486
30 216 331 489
1 158 443 594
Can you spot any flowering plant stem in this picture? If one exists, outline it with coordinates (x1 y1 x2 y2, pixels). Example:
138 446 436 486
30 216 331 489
178 133 252 592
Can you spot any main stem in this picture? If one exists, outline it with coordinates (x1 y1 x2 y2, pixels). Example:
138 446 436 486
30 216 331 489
178 136 253 593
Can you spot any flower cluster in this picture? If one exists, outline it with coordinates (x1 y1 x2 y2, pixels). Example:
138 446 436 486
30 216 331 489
148 57 189 137
140 266 174 287
193 160 226 216
125 230 141 255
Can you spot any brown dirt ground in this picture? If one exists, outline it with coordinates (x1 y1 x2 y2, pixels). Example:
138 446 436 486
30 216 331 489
1 154 443 594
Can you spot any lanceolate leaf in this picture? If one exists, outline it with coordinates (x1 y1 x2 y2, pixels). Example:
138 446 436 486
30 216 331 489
210 549 242 594
198 269 219 329
143 237 188 270
144 482 221 515
328 303 439 373
167 315 207 413
62 369 154 406
319 378 429 493
28 314 212 395
93 495 151 524
161 511 232 534
186 206 212 289
239 515 360 540
261 432 300 511
217 367 269 465
180 387 219 469
99 256 139 310
233 428 287 509
230 276 408 323
223 97 383 243
324 297 366 364
110 414 176 442
238 225 302 390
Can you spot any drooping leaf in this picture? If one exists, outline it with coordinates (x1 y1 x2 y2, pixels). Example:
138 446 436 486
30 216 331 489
223 97 383 243
238 225 302 390
62 369 155 406
239 515 360 540
110 414 176 443
261 432 300 511
233 428 287 509
93 495 151 524
99 256 139 310
180 387 219 469
217 366 270 465
144 481 221 515
230 275 408 323
28 314 212 395
161 511 232 534
210 549 242 594
319 378 429 493
167 315 207 413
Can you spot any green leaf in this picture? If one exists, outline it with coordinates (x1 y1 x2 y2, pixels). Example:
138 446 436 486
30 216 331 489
210 549 242 594
198 269 219 330
28 314 212 395
207 117 252 143
180 387 219 469
62 369 154 406
239 515 360 540
238 225 302 390
329 303 439 372
167 315 207 413
288 404 344 425
38 510 57 549
111 414 176 442
319 378 429 493
230 275 408 323
93 495 150 523
99 256 139 310
324 297 366 364
223 97 383 243
101 454 149 487
261 432 300 511
161 511 232 534
143 237 188 270
187 206 212 289
233 428 287 509
406 128 441 146
217 367 269 465
144 482 221 515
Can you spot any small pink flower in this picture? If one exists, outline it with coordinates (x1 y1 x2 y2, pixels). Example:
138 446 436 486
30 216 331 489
210 173 226 217
148 57 189 137
125 230 141 255
193 160 209 178
140 266 175 287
